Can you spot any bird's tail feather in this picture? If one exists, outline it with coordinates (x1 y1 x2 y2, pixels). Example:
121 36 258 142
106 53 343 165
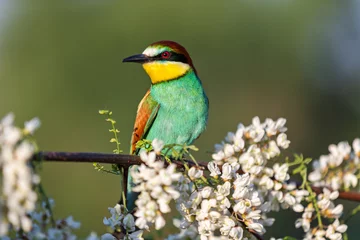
126 165 139 211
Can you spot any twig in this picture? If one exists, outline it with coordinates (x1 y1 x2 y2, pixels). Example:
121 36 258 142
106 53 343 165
32 151 360 203
37 182 56 227
33 151 204 169
234 209 264 240
311 186 360 202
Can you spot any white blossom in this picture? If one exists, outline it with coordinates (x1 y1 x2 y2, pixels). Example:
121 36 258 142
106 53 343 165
207 161 221 177
229 226 244 239
24 118 41 134
309 138 360 191
19 199 88 240
276 133 290 149
166 219 199 240
152 138 165 153
308 170 322 182
344 172 357 189
131 148 181 230
123 214 136 232
325 219 347 240
103 204 143 239
273 163 289 182
221 163 233 181
248 117 265 142
0 113 40 236
353 138 360 155
247 222 265 234
188 167 204 180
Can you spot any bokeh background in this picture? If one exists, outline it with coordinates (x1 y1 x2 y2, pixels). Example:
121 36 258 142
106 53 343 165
1 0 359 239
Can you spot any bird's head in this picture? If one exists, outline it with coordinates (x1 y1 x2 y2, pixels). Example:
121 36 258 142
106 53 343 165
123 40 196 84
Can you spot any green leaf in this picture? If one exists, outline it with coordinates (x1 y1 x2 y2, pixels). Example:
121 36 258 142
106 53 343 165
304 157 312 164
292 165 304 174
284 236 297 240
112 164 120 172
187 145 199 151
98 110 109 115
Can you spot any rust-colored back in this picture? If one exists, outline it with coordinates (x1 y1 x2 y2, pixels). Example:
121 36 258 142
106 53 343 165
130 89 159 154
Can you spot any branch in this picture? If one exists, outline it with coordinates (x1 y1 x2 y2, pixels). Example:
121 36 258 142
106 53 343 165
32 152 263 240
311 186 360 202
32 151 360 203
33 151 203 169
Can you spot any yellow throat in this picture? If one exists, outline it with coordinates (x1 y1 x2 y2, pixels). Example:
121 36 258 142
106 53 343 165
142 61 190 84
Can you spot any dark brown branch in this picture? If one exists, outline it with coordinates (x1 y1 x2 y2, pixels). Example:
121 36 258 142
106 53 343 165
32 151 360 203
33 151 204 169
311 186 360 202
34 151 141 166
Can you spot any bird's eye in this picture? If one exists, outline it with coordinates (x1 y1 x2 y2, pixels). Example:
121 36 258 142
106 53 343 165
161 51 171 59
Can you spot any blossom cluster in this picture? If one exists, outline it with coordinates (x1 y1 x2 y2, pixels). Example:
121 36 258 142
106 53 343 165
292 139 360 240
18 199 82 240
295 188 347 240
130 140 182 230
102 204 143 240
0 113 40 236
170 117 292 239
177 170 264 239
0 114 102 240
132 118 355 240
309 139 360 191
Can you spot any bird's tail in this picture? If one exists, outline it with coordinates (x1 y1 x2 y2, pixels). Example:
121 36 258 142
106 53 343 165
126 165 139 211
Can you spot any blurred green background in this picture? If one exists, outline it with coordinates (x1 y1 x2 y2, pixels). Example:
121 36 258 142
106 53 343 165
1 0 359 239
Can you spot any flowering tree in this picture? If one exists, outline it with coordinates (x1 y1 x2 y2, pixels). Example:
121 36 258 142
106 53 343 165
0 111 359 240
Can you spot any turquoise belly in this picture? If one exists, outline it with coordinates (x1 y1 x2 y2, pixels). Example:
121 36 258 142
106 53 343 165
145 70 208 152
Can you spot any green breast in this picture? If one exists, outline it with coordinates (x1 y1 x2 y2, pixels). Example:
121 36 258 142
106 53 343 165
145 70 209 148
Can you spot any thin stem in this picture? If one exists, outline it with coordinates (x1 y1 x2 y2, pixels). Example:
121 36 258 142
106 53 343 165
110 120 121 154
300 167 323 229
37 183 56 227
344 204 360 224
29 156 56 227
94 164 119 175
306 183 323 229
122 191 127 212
122 167 128 210
184 148 199 167
183 163 190 171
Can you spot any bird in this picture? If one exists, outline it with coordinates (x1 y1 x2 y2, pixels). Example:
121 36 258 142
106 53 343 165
122 40 209 210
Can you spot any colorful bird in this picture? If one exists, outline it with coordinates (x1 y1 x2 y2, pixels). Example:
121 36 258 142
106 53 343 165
123 40 209 210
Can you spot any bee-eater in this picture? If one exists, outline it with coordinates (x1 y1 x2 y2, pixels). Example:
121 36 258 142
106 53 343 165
123 40 209 210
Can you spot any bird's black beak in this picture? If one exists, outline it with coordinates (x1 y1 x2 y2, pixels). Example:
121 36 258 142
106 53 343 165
122 54 150 63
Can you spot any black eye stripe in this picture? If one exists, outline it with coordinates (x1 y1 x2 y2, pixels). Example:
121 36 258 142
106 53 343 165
152 52 188 64
170 52 188 64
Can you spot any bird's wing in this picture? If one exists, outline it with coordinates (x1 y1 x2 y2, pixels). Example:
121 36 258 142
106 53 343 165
130 89 160 154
